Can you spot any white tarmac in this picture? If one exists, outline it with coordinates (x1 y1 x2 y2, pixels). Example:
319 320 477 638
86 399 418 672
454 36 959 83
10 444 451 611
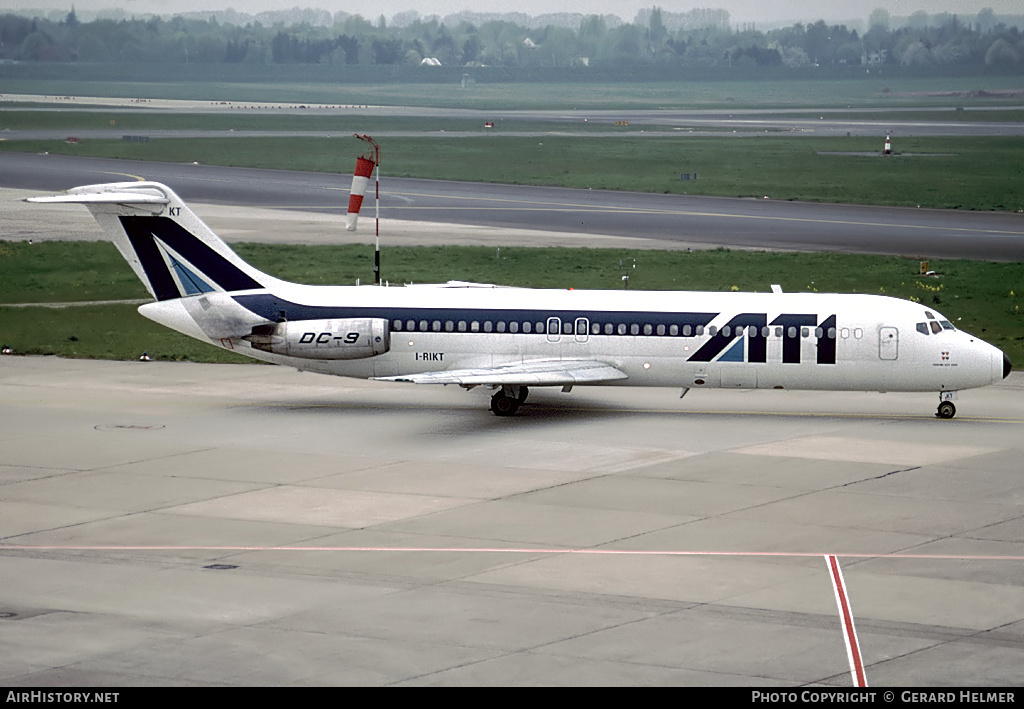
1 194 1023 686
2 358 1023 686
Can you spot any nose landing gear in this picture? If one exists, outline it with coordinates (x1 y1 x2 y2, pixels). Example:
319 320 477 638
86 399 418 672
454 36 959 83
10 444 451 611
936 391 957 419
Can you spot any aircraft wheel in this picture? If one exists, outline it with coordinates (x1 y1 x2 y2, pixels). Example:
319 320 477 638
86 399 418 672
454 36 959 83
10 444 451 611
517 386 530 403
490 392 520 417
936 401 956 419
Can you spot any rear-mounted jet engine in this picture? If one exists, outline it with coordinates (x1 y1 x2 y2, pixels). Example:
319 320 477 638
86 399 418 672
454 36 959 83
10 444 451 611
244 318 389 359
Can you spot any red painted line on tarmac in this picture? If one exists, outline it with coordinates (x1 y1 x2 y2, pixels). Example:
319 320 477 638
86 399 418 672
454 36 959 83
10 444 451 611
2 545 1024 561
827 554 868 688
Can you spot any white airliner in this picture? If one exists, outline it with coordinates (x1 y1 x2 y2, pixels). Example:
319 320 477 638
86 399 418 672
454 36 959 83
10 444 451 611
29 181 1011 418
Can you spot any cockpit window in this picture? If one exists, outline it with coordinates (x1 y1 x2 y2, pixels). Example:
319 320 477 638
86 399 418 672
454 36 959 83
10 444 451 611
940 320 955 331
916 323 929 335
925 312 936 320
930 321 942 334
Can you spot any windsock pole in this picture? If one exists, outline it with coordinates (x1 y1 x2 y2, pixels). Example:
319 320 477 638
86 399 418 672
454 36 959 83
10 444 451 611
374 159 380 285
349 134 381 284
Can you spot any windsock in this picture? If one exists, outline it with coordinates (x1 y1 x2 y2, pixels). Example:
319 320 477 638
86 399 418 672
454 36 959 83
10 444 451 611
346 156 376 231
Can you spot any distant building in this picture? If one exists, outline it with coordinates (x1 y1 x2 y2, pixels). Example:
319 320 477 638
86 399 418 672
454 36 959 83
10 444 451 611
863 49 888 65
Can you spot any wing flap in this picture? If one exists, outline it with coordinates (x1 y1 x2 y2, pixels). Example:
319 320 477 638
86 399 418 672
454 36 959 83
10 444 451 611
374 359 628 386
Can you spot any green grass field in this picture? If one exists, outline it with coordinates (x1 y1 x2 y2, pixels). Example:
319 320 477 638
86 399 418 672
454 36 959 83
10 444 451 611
3 107 1023 133
2 241 1022 365
4 74 1022 211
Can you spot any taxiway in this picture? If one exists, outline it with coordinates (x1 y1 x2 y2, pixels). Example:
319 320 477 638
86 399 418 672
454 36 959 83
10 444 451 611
1 356 1022 685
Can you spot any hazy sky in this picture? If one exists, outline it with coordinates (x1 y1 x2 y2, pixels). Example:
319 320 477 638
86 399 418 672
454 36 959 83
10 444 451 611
22 0 1022 25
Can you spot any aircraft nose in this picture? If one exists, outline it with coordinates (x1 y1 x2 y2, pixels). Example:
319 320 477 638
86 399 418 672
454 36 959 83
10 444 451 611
1004 353 1013 380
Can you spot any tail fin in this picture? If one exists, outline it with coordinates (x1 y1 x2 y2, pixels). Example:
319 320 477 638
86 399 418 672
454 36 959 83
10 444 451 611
27 182 279 300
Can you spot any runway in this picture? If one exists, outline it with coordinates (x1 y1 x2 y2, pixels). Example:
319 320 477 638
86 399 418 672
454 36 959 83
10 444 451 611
1 356 1022 685
5 93 1024 137
4 153 1024 261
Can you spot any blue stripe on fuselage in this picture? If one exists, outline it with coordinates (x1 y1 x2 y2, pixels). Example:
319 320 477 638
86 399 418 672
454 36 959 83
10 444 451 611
231 293 719 333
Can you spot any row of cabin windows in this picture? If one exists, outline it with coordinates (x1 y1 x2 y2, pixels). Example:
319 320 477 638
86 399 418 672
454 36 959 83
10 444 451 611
391 318 847 340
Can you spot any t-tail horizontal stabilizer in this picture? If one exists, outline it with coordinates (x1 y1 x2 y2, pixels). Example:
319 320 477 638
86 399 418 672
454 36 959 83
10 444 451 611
27 182 282 302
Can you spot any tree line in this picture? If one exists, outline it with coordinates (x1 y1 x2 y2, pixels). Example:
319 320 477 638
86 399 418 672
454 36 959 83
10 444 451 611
2 7 1022 72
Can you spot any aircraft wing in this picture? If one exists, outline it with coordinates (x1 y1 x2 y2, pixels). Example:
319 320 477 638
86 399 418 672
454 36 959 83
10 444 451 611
374 359 628 386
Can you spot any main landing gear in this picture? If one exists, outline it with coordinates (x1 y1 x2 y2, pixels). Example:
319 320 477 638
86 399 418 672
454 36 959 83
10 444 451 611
936 392 957 419
490 385 529 417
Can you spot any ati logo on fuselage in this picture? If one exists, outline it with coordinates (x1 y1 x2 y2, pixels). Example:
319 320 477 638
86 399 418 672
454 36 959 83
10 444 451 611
689 314 837 365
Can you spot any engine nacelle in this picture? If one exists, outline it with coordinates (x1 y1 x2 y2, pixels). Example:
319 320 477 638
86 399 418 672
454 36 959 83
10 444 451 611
244 318 390 360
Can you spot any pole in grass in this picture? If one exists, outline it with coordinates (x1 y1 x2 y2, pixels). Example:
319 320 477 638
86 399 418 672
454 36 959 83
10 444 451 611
349 134 381 285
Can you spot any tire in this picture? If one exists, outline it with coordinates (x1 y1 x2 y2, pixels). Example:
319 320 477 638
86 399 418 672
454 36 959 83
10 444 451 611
490 393 520 416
